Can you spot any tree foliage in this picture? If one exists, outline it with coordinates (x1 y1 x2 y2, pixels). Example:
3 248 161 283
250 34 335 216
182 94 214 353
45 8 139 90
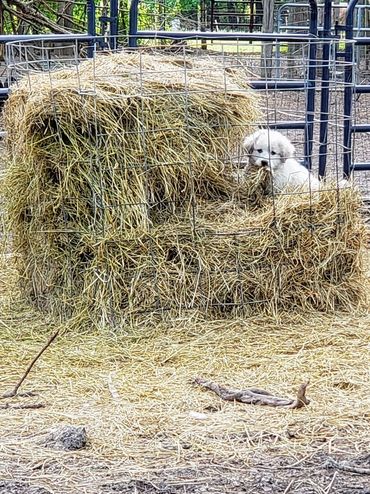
0 0 203 36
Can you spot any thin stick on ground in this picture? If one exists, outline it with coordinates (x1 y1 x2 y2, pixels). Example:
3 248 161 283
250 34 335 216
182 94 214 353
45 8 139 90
1 329 60 399
0 403 45 410
325 457 370 475
194 377 310 409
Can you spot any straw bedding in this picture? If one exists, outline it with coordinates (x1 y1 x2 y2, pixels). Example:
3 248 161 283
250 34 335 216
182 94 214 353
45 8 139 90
2 51 368 327
0 294 369 493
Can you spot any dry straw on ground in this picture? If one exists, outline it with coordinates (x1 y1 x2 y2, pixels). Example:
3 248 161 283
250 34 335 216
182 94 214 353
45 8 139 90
2 50 368 328
0 288 369 492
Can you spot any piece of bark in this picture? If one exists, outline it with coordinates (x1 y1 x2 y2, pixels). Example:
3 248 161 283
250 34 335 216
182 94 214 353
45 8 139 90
194 378 310 409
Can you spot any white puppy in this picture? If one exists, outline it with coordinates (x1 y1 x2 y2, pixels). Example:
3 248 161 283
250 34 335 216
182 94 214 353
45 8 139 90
242 129 321 192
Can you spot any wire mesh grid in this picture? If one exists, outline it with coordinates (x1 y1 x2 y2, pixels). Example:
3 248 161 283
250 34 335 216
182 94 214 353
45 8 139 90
2 37 364 327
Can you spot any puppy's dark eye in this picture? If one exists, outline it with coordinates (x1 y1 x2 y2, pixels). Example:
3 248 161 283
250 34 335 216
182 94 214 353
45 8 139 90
271 151 276 155
257 149 262 153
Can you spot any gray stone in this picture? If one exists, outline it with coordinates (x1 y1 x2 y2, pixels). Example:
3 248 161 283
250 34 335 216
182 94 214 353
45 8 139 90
44 425 87 451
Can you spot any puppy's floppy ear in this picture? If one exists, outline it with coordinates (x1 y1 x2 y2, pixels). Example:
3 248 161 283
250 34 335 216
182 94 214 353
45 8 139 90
243 133 255 154
279 137 295 159
243 130 262 155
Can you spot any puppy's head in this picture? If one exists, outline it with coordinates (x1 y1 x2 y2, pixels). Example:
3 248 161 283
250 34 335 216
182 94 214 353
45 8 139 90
243 129 295 170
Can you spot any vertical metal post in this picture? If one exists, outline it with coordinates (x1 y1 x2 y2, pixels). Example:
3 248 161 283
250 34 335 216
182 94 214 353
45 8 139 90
129 0 140 47
110 0 119 50
318 0 332 177
87 0 96 58
343 0 358 177
128 0 140 48
305 0 318 169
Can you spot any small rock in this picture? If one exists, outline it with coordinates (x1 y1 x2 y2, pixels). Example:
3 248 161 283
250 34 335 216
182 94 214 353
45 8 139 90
44 425 87 451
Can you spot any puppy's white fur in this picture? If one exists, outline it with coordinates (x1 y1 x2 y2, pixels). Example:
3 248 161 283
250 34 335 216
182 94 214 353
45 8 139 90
243 129 320 192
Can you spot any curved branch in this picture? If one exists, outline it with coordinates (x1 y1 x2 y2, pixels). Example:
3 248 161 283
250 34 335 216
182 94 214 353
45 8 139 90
194 378 310 409
3 0 71 34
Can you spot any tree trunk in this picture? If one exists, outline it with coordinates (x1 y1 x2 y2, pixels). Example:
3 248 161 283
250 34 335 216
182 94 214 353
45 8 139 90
287 5 306 78
261 0 275 78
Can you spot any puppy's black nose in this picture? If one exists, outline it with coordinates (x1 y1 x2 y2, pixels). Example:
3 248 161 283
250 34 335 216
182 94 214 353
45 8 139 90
261 160 268 166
